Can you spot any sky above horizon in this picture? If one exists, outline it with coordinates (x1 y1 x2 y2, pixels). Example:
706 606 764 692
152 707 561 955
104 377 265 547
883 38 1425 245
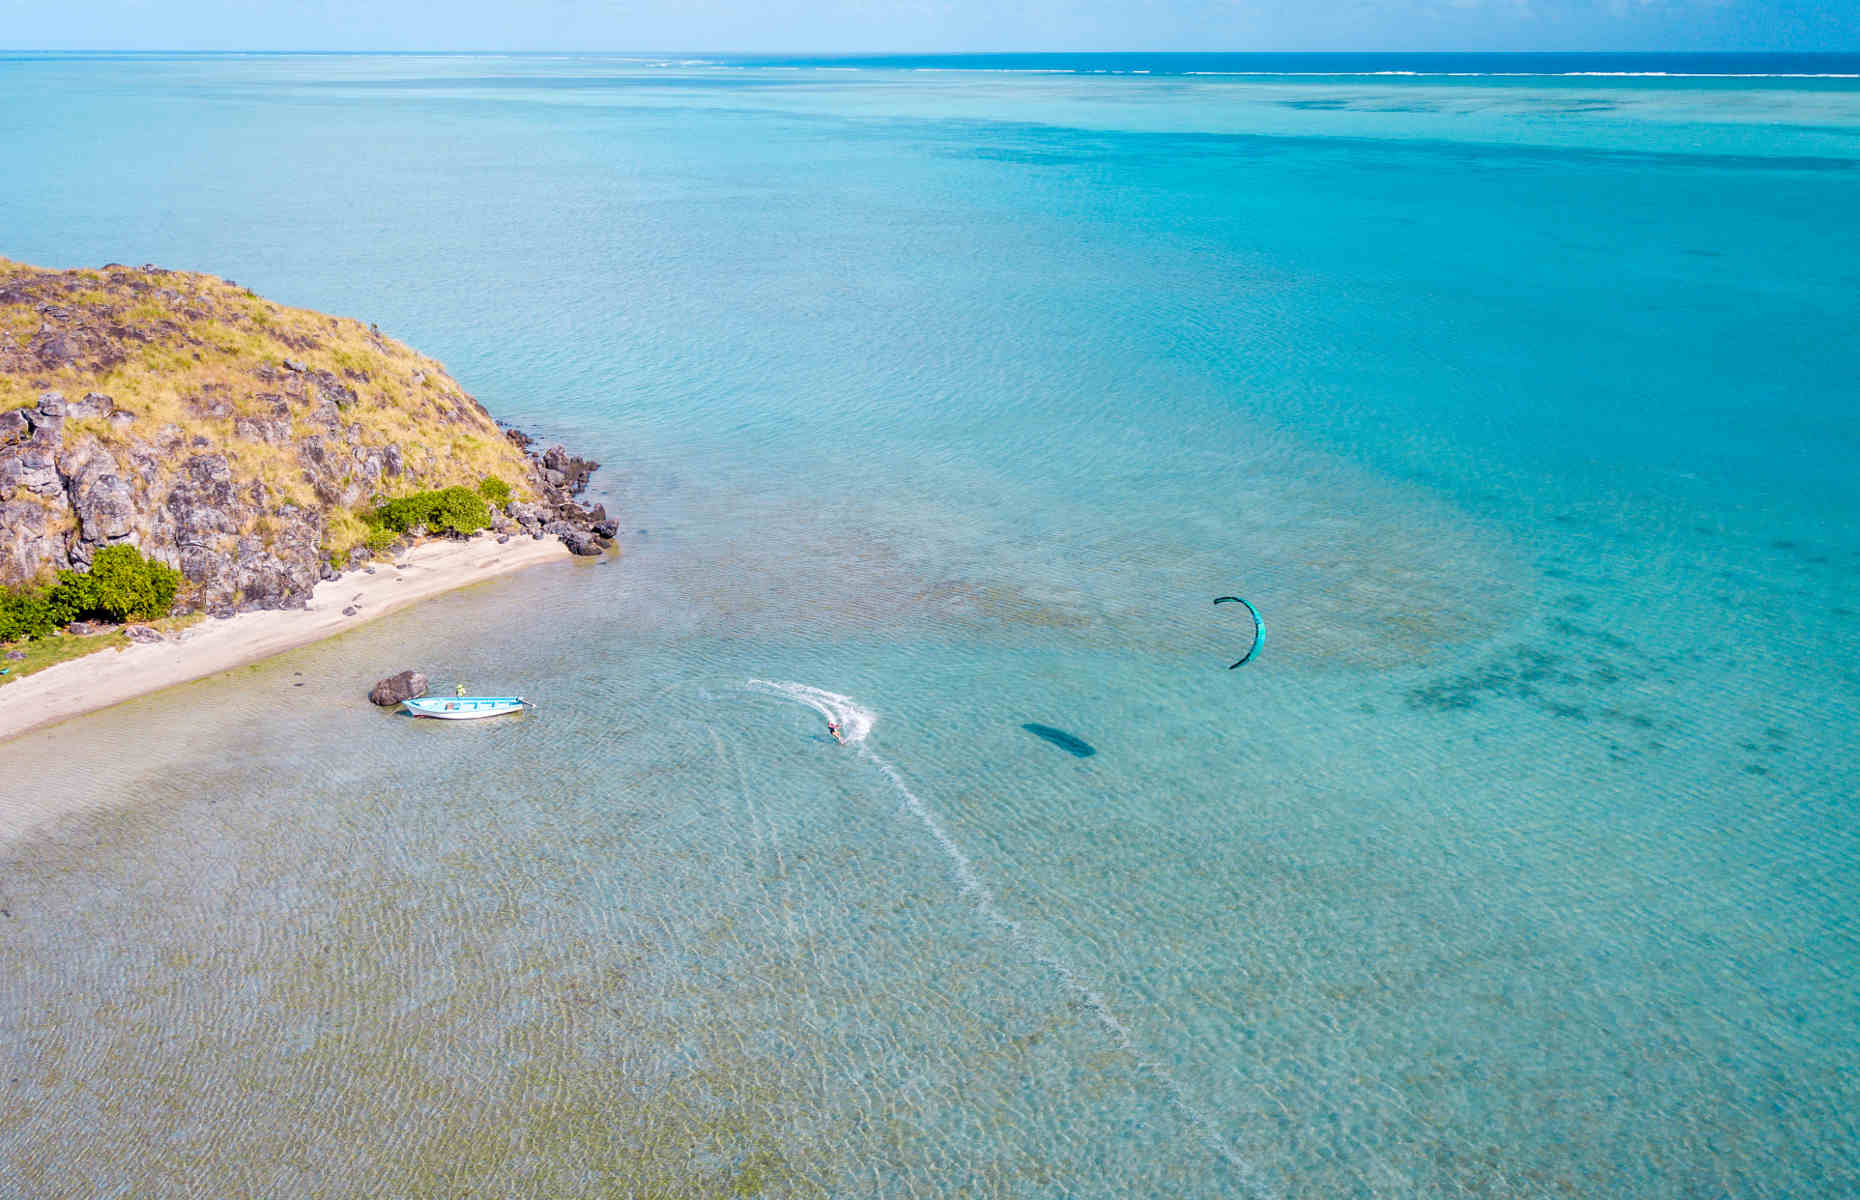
5 0 1856 53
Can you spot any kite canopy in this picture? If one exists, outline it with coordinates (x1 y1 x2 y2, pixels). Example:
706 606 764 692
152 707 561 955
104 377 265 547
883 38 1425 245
1213 596 1264 668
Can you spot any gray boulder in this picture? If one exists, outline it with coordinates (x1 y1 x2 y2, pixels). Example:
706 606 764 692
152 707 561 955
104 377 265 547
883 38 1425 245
559 528 603 556
0 449 22 499
233 415 291 444
167 454 239 534
75 474 136 542
19 447 61 496
310 370 358 410
369 670 428 706
538 444 598 494
67 392 113 419
0 499 70 579
233 553 300 608
62 438 137 544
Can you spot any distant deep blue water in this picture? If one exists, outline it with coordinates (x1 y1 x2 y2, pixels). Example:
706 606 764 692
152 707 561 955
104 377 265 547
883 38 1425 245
2 53 1857 1197
724 50 1860 78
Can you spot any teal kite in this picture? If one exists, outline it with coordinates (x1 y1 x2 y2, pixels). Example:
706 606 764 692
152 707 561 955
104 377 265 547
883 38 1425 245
1213 596 1264 668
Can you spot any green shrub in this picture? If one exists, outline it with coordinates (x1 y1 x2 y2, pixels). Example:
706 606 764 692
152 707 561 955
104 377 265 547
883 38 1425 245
369 495 418 533
44 574 91 626
370 487 490 538
0 546 181 640
430 487 491 535
0 588 59 643
478 475 512 506
51 545 181 623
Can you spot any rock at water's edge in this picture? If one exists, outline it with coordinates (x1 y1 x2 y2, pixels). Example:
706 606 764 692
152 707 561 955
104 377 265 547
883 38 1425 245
369 670 428 706
559 528 603 556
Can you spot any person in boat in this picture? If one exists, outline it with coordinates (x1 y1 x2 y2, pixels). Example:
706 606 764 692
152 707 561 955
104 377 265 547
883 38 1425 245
827 721 844 745
455 683 467 697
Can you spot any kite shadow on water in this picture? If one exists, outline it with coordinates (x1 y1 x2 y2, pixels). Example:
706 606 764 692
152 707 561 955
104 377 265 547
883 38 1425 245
1021 723 1098 758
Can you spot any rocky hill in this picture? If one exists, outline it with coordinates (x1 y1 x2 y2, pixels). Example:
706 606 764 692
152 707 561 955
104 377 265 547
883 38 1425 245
0 259 607 612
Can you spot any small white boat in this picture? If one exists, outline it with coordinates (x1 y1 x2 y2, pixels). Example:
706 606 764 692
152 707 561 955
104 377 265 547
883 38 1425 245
403 696 531 720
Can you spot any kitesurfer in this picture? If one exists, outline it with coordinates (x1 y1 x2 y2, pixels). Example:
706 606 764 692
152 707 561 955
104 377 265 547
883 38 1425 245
827 721 845 745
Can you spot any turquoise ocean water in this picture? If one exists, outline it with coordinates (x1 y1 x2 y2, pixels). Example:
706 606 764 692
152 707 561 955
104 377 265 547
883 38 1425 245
2 54 1858 1196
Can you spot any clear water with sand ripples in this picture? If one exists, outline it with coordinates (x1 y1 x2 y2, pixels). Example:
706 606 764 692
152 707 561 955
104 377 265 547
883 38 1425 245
2 54 1858 1197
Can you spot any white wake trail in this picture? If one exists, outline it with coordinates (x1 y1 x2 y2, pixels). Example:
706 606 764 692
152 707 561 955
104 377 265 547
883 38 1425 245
745 680 1268 1195
746 678 875 743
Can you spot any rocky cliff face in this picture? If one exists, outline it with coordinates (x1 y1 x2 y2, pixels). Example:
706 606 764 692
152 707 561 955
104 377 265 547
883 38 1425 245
0 259 597 612
2 386 344 610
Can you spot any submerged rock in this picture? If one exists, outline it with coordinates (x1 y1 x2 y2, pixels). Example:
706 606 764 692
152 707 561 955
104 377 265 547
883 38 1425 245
369 670 427 706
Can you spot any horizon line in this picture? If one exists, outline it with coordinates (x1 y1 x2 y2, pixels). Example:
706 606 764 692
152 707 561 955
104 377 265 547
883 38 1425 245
4 47 1858 57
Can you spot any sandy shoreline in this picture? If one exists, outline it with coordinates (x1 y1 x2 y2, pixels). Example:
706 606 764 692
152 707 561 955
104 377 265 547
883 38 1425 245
0 534 576 744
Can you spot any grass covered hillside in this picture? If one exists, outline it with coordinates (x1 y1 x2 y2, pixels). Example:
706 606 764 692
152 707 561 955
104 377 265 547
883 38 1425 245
0 259 545 609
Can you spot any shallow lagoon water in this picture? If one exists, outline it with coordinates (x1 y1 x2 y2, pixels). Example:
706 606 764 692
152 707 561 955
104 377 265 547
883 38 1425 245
2 55 1858 1196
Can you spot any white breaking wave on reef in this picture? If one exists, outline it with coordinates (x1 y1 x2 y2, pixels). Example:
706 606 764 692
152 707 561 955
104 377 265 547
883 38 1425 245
690 63 1859 80
1176 70 1860 79
744 679 1267 1193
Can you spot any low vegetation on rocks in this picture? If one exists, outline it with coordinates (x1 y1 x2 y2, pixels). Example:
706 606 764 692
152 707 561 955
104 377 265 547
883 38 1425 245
0 259 613 621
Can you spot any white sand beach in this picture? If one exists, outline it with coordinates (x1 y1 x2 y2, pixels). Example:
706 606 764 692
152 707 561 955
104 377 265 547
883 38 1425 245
0 534 576 744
